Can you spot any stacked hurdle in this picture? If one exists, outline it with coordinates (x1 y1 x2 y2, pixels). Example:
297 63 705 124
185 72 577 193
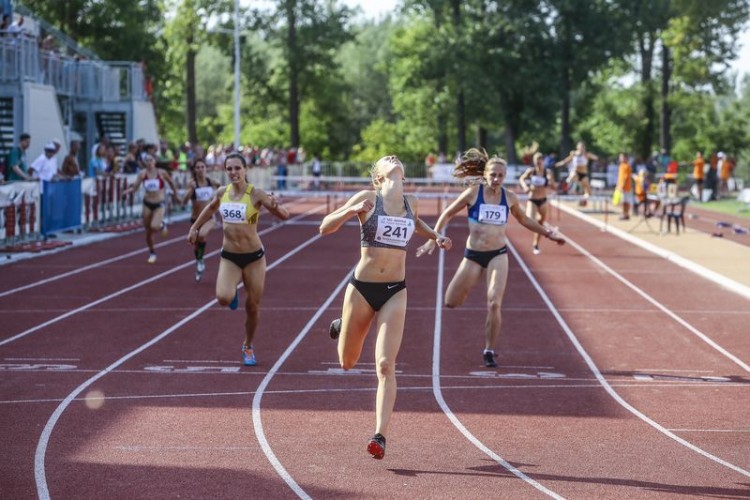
0 184 40 248
83 175 141 230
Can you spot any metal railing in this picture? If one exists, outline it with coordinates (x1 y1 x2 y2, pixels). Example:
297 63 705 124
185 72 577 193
1 35 147 102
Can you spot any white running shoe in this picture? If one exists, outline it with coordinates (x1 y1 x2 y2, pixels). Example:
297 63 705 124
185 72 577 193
147 253 157 264
533 245 541 255
195 259 205 281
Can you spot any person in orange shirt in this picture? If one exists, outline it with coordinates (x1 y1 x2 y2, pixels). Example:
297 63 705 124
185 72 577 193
719 153 734 199
615 153 634 220
692 151 705 202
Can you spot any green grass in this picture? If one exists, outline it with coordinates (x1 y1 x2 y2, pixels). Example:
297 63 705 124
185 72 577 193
698 198 750 218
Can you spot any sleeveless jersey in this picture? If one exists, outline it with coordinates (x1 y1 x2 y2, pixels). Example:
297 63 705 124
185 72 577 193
220 184 260 224
467 185 509 226
529 173 548 187
360 192 415 250
193 180 215 202
143 173 164 193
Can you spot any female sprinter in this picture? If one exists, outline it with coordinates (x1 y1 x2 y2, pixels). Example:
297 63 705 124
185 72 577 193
417 148 565 368
181 158 221 281
187 152 289 366
555 141 598 206
518 152 556 254
122 153 178 263
319 155 451 460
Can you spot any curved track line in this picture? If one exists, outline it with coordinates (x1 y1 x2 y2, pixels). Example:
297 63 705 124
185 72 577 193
431 248 565 499
0 199 318 298
555 201 750 300
507 241 750 478
33 233 323 499
251 269 352 500
0 207 323 347
562 235 749 373
34 299 217 500
0 235 183 298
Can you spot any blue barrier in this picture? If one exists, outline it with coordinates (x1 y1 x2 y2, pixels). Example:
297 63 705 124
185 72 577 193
42 178 83 235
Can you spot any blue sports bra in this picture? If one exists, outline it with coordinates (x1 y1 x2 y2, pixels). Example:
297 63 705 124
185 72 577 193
467 185 509 226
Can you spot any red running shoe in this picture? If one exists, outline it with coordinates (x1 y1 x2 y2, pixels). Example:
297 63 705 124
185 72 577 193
367 433 386 459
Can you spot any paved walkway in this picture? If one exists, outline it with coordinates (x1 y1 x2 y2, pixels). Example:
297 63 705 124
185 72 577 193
554 198 750 300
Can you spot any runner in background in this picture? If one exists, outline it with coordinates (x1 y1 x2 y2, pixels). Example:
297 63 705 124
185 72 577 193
122 154 179 264
518 152 556 254
555 141 598 206
181 158 221 281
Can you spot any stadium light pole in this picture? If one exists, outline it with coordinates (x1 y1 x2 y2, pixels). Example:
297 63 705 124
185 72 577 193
233 0 240 151
209 1 243 150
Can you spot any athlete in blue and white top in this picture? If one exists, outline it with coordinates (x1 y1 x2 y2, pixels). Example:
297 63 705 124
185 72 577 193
181 157 222 281
319 155 451 460
417 148 565 368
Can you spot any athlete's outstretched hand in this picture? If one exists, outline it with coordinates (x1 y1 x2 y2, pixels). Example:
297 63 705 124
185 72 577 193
545 226 566 246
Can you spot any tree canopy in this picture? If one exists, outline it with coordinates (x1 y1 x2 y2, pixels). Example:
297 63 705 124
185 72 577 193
16 0 750 181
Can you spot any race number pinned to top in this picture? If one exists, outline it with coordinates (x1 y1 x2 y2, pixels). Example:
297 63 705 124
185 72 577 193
478 204 507 225
143 178 161 192
375 215 414 246
221 202 247 224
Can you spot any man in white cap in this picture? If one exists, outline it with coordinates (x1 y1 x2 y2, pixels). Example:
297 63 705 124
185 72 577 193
29 142 60 183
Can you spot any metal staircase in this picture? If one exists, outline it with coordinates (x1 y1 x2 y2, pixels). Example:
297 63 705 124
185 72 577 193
95 112 127 152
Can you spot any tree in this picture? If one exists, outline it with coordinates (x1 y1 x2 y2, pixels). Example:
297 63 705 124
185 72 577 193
265 0 354 148
546 0 630 154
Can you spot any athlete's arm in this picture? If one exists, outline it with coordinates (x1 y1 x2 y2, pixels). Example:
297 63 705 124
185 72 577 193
416 187 474 257
255 188 290 220
319 190 373 235
509 191 565 245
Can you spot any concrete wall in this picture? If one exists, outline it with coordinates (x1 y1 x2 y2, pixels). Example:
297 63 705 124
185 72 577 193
132 100 159 145
22 82 67 159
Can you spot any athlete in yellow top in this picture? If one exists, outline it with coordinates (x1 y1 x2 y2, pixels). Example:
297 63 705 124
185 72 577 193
187 152 289 366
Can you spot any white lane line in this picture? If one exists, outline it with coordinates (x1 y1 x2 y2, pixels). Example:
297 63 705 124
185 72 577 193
507 241 750 478
669 429 750 433
33 231 323 500
431 248 564 499
562 234 750 373
0 235 185 299
1 206 324 347
6 380 747 406
252 269 352 500
0 198 315 298
554 201 750 300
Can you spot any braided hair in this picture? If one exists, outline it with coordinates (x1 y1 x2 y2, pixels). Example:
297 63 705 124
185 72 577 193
453 148 507 182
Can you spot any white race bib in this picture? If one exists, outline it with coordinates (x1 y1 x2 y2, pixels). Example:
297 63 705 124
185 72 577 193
530 175 546 187
143 178 160 192
220 202 246 224
478 204 507 225
375 215 414 246
195 186 213 202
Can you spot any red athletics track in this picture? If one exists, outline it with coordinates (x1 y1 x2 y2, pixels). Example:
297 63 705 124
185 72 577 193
1 195 748 499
